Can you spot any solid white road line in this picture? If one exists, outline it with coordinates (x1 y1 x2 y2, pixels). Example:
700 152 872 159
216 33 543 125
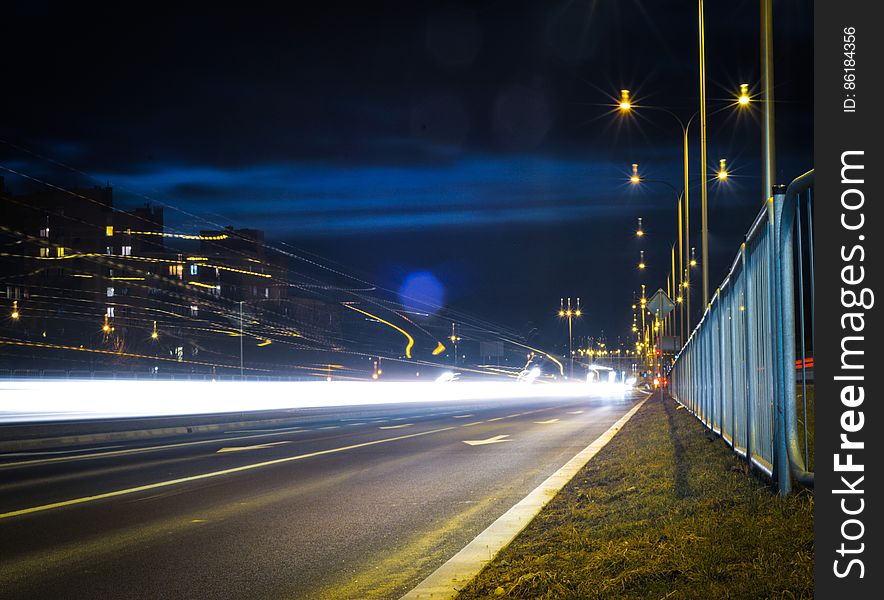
0 425 457 520
402 395 651 600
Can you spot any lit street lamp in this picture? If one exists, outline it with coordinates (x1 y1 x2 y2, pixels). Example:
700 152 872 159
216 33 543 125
557 297 581 378
717 158 728 181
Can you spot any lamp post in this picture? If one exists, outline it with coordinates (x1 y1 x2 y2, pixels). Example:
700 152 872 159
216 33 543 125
239 300 244 381
698 0 710 307
449 323 461 368
558 297 581 379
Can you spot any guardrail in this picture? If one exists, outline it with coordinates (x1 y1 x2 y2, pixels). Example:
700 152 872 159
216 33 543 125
669 170 814 495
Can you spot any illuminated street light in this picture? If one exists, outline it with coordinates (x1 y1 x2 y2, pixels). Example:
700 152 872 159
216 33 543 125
717 158 728 180
738 83 751 106
11 300 19 320
630 163 640 184
619 89 632 111
558 297 582 378
151 320 159 340
690 247 697 267
638 250 646 270
636 217 644 237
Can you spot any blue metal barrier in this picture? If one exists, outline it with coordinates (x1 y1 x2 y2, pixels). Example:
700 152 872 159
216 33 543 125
670 170 814 494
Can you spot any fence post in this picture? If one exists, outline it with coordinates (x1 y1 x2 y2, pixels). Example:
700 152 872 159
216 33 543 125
770 185 791 495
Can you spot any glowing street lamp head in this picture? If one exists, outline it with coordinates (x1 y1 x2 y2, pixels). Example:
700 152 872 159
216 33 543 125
717 158 728 180
575 309 582 317
558 309 565 317
102 324 110 333
619 89 632 111
636 217 644 237
11 311 19 320
738 83 750 106
630 163 640 185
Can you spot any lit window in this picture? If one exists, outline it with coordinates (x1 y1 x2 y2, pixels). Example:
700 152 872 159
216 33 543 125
121 246 132 256
39 247 50 257
107 287 115 297
106 226 114 237
168 265 183 278
190 305 199 317
106 306 115 318
190 264 198 276
39 228 50 238
56 247 65 257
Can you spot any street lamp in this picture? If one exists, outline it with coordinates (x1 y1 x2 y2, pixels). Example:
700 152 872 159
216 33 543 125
717 158 728 180
558 297 581 378
630 163 640 184
738 83 751 106
636 217 644 237
619 89 632 111
638 250 646 270
449 323 461 368
11 300 19 320
151 320 159 340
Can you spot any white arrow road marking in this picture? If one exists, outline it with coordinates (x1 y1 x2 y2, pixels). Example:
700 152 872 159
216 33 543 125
379 423 413 429
567 410 584 415
463 434 511 446
216 441 292 453
533 418 560 425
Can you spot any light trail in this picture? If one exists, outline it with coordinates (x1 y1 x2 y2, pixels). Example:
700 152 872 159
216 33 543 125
0 380 603 424
343 304 415 359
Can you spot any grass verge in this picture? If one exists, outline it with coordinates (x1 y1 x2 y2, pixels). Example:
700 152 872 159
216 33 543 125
455 394 814 600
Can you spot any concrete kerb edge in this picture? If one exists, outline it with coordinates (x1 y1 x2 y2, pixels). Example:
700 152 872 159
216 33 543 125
401 392 652 600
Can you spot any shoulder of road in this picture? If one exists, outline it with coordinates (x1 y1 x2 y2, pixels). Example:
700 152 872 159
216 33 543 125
452 394 814 600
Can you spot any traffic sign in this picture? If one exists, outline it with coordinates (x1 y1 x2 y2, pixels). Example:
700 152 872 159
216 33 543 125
647 289 675 318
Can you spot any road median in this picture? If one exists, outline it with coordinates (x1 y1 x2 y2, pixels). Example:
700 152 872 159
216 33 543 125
455 393 814 599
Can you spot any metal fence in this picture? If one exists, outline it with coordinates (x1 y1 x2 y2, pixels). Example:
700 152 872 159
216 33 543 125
670 170 814 495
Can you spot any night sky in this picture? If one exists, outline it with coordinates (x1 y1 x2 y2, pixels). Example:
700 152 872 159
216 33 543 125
1 1 812 349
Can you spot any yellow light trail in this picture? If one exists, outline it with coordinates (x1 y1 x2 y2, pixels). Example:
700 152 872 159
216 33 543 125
124 231 229 241
0 338 270 371
431 341 446 356
203 264 272 278
344 304 415 359
187 281 219 289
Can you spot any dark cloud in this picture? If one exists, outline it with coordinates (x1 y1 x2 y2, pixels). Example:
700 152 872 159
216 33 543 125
0 0 812 338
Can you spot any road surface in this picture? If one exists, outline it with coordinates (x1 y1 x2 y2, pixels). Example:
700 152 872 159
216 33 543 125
0 390 644 599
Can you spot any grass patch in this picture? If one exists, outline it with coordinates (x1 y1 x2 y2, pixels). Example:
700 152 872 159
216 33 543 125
456 394 814 600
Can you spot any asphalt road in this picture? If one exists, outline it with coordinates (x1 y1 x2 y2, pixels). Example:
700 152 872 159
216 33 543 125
0 390 644 599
